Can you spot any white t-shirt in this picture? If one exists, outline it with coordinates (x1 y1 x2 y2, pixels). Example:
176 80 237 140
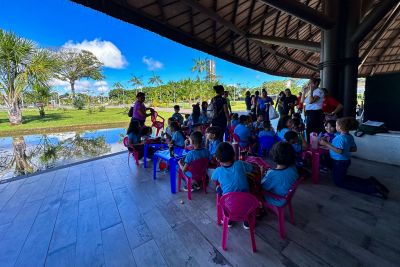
305 88 324 110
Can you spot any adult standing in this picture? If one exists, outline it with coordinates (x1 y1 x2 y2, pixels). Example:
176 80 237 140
251 90 259 115
297 92 303 113
282 88 297 116
321 88 343 121
256 89 274 120
211 85 230 141
303 78 325 141
276 91 286 116
244 91 251 112
128 92 152 127
223 91 232 114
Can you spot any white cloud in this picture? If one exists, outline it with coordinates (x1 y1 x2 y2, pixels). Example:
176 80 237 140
63 39 127 69
142 56 163 71
94 80 108 86
50 78 109 94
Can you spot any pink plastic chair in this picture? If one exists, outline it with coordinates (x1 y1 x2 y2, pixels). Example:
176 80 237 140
227 125 236 142
262 176 304 239
233 134 251 155
178 158 209 200
216 192 259 252
123 136 139 166
151 111 165 136
303 148 329 184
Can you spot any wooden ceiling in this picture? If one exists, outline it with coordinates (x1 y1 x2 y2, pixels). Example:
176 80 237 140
71 0 400 78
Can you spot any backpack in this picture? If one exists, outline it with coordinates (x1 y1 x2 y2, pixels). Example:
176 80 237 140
354 122 388 137
207 97 219 119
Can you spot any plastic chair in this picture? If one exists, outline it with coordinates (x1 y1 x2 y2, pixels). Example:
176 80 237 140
233 134 251 155
258 135 276 157
123 136 139 166
216 192 259 252
151 111 165 136
178 158 209 200
262 176 304 239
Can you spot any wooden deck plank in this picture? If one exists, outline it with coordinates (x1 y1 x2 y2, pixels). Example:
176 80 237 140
64 167 80 192
101 223 137 267
132 240 167 267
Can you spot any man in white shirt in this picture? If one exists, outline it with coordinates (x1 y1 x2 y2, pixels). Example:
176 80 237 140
303 78 325 141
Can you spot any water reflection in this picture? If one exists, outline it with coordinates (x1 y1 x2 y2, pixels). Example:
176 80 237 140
0 128 126 181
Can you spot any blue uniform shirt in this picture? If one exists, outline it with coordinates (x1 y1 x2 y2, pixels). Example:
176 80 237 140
234 124 251 147
231 119 239 127
208 139 220 157
276 128 289 141
330 133 356 161
172 131 185 147
261 165 298 207
211 161 252 194
172 113 184 124
184 148 210 177
258 130 275 138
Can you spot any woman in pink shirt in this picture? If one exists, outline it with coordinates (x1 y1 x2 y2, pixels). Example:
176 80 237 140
129 92 153 126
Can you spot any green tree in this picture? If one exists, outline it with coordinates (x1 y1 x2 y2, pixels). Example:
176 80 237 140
148 72 163 102
129 75 143 91
0 30 59 125
56 49 104 99
191 58 206 79
112 82 125 104
31 84 51 117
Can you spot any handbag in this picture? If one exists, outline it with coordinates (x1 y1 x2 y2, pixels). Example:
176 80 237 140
268 106 279 120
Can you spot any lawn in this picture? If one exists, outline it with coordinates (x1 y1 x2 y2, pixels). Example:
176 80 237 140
0 108 173 136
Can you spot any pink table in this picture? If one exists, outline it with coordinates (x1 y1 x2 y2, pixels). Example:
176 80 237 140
303 147 329 184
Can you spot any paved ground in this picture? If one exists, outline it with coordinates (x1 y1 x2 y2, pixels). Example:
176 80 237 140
0 153 399 267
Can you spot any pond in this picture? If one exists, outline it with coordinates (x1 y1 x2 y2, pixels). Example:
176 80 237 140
0 128 127 182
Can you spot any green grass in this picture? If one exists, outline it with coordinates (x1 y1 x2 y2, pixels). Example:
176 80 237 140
0 108 172 136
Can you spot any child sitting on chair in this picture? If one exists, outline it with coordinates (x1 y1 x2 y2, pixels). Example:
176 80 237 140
206 126 221 161
233 115 253 147
252 114 265 133
320 117 389 199
231 113 239 127
172 105 184 125
258 120 275 138
169 121 186 148
276 115 292 141
261 142 299 207
163 117 176 140
183 114 190 127
211 142 254 229
284 131 307 155
126 121 155 159
179 131 210 191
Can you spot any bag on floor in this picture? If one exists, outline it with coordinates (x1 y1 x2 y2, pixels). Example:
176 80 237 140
268 106 279 120
355 121 388 137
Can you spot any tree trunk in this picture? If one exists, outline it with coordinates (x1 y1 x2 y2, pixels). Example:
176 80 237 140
71 81 76 98
13 136 33 174
8 102 22 125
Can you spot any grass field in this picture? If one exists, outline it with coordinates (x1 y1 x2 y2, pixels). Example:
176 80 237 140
0 101 247 136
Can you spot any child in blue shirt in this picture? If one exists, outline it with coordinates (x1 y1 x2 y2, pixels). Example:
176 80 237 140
169 121 186 147
276 115 292 141
212 142 254 229
233 115 253 147
231 113 239 127
179 131 210 191
252 114 264 133
205 126 221 160
172 105 184 125
262 142 299 207
320 117 389 199
258 120 275 138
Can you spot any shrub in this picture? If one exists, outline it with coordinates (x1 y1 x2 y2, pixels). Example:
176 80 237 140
73 97 85 110
98 105 106 112
87 106 96 114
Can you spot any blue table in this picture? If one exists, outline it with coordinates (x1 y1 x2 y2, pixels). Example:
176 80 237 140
153 148 188 194
143 142 168 168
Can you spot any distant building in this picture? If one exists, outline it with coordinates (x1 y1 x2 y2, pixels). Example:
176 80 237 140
206 59 216 82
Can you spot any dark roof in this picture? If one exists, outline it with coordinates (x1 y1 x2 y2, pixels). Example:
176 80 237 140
71 0 399 78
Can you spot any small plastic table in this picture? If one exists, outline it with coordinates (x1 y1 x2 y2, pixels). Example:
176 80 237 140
153 148 188 194
304 147 329 184
143 142 168 168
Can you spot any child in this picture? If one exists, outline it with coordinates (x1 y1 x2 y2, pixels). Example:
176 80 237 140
163 117 176 140
172 105 184 125
169 121 186 148
126 121 154 159
276 115 292 141
320 117 389 199
179 131 210 191
319 120 337 143
261 142 299 207
290 117 305 133
258 120 275 138
233 115 252 147
252 114 264 132
211 142 254 229
284 131 307 154
183 114 190 126
206 126 221 159
231 113 239 127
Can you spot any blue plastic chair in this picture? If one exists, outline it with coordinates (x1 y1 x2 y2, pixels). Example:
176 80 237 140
258 135 276 157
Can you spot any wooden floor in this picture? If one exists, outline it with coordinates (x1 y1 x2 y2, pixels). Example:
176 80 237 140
0 153 399 267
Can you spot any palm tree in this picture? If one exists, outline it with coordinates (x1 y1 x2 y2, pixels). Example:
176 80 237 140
191 58 206 79
148 72 163 102
112 82 125 105
56 49 104 99
129 75 143 91
0 30 59 125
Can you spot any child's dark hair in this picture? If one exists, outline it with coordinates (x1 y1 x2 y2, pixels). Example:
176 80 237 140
168 117 176 123
140 126 152 136
239 115 248 124
192 104 201 123
284 131 298 142
263 120 271 129
214 85 225 94
324 119 336 128
184 114 190 119
190 131 203 146
127 120 141 135
170 121 181 131
310 77 321 87
257 113 264 119
206 126 220 137
174 105 180 110
231 113 239 120
215 142 235 163
291 118 301 128
270 142 296 166
336 117 359 131
277 115 291 132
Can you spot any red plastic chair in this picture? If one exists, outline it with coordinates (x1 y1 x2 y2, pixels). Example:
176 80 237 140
262 176 304 239
123 136 139 166
178 158 209 200
216 192 259 252
151 111 165 136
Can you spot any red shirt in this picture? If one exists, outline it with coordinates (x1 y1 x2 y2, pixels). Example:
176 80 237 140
297 96 303 109
322 96 339 113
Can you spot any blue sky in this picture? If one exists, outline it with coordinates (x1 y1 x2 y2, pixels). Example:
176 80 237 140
0 0 285 94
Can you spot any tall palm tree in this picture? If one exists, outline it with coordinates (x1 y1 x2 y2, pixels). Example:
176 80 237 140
191 58 206 79
112 82 125 105
148 72 163 102
0 30 59 125
56 49 104 99
129 75 143 91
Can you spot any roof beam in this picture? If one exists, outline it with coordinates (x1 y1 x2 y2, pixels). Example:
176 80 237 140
352 0 399 43
258 0 335 30
247 34 320 52
180 0 318 71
